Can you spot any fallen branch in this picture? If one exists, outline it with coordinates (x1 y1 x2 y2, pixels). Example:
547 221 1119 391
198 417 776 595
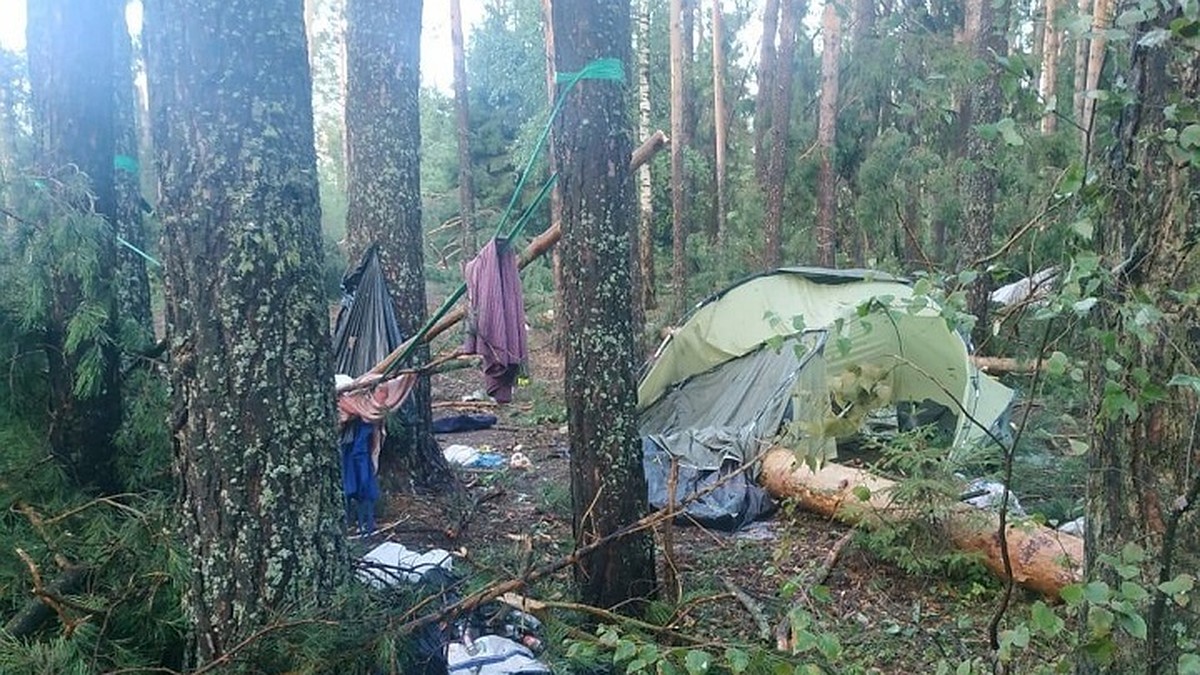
538 599 707 646
4 552 86 638
721 578 772 643
971 356 1048 373
773 530 854 652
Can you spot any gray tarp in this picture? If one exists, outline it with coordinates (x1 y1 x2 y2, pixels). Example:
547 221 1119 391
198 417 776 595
639 334 827 529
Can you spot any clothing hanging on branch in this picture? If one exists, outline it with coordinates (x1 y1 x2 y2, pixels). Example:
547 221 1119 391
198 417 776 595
462 238 527 403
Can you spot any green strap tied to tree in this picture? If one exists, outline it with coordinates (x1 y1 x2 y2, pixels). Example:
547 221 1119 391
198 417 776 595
379 58 624 378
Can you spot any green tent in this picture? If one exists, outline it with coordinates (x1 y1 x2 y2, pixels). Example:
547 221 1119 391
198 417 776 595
638 268 1015 475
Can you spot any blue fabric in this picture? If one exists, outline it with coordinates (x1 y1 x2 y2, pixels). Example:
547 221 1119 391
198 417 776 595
342 421 378 532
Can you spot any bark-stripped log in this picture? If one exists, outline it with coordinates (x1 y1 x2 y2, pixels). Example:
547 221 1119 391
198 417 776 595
759 448 1084 599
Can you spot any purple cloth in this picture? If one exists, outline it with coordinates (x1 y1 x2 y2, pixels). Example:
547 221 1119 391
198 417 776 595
463 239 527 403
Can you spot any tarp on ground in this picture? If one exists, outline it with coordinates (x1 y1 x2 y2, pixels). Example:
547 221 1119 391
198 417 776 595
638 268 1016 529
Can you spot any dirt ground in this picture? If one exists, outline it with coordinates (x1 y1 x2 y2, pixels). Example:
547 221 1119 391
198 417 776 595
366 325 1022 672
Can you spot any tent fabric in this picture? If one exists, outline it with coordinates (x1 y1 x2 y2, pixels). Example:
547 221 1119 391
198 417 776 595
333 246 405 378
638 268 1015 459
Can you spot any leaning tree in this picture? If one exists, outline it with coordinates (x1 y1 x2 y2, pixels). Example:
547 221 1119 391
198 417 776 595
143 0 345 664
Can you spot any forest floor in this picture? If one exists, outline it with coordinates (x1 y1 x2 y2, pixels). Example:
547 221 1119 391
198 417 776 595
364 321 1049 673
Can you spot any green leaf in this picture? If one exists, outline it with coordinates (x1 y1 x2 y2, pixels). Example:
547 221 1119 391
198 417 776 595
1117 611 1147 640
1120 542 1146 564
1083 581 1112 604
1178 653 1200 675
1060 583 1084 606
1073 297 1098 315
614 639 638 663
1168 374 1200 394
997 117 1025 146
1180 124 1200 149
684 649 711 674
1157 573 1195 597
1120 581 1149 602
1047 351 1069 376
1087 606 1115 637
1070 217 1095 240
725 647 750 674
1030 601 1066 636
852 485 872 501
1067 439 1090 456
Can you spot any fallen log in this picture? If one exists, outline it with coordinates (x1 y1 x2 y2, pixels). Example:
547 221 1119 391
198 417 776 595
358 130 670 382
759 447 1083 599
971 356 1045 373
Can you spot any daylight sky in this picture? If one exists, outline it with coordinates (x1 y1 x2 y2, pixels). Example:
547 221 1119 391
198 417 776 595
0 0 482 92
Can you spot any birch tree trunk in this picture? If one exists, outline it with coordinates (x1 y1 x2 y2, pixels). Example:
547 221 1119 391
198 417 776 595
637 0 657 312
451 0 476 255
711 0 729 248
816 0 841 267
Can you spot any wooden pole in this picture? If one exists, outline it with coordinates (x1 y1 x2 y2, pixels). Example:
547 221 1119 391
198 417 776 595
759 448 1083 599
350 130 669 384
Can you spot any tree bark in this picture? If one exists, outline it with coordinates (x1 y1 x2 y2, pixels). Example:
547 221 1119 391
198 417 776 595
1084 11 1200 672
551 0 657 611
710 0 729 249
959 0 1005 350
451 0 476 256
763 0 802 270
143 0 347 664
541 0 569 354
344 0 453 489
637 0 657 313
816 0 841 267
27 0 122 493
669 0 689 316
754 0 781 182
1072 0 1090 128
1038 0 1061 134
1080 0 1111 158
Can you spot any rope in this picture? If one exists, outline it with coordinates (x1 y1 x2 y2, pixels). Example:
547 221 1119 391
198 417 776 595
375 58 624 379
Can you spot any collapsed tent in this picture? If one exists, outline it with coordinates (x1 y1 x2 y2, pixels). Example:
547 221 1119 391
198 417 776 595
638 267 1016 529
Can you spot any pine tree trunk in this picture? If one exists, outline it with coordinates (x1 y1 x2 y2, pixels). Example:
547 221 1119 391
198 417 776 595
754 0 781 182
816 0 841 267
1072 0 1090 127
143 0 347 664
27 0 122 493
763 0 802 270
959 0 1005 350
113 2 152 343
637 0 657 313
551 0 657 612
1081 0 1111 157
1038 0 1061 134
711 0 729 249
344 0 453 489
669 0 689 316
451 0 475 256
681 0 695 153
1083 13 1200 672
